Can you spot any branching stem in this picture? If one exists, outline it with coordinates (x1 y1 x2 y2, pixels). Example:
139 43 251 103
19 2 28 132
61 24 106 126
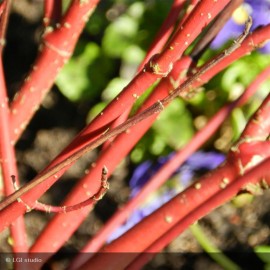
0 17 252 212
12 167 109 213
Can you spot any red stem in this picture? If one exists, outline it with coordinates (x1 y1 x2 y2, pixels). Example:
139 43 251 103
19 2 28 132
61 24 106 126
241 97 270 138
0 0 11 55
137 0 190 71
27 57 191 256
0 1 230 228
43 0 62 27
10 24 270 261
0 57 28 254
0 2 268 269
0 1 27 258
0 3 232 220
79 162 238 270
152 0 229 73
190 0 243 60
0 13 268 269
33 166 109 213
0 22 263 223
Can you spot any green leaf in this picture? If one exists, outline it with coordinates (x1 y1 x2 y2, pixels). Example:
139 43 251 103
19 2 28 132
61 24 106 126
221 62 247 92
153 99 194 149
127 2 145 19
254 245 270 263
86 102 107 123
62 0 72 13
102 15 138 58
150 134 167 155
102 77 129 101
122 45 145 64
190 223 241 270
231 108 247 141
231 193 254 208
221 53 270 93
56 42 100 102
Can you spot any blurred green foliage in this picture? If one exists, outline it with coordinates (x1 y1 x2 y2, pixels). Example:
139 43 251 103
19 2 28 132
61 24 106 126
56 0 270 163
255 245 270 270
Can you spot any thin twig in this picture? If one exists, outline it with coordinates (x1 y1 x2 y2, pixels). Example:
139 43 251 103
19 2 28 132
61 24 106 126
43 0 62 27
190 0 243 60
167 16 252 100
12 167 109 213
0 0 11 54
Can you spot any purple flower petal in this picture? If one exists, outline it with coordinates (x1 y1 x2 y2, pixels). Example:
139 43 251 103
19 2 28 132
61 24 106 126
108 151 225 242
179 166 195 187
211 19 243 49
186 151 225 170
129 160 153 197
211 1 270 53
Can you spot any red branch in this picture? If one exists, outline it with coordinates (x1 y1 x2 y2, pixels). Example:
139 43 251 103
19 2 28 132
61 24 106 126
0 2 268 269
0 0 229 227
33 166 109 213
137 0 192 71
0 1 27 257
0 7 268 269
0 0 11 54
0 24 265 261
43 0 62 27
0 58 28 254
126 94 270 268
27 25 270 258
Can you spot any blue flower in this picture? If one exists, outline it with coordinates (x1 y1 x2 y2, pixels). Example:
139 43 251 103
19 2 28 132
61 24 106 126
211 1 270 53
108 151 225 242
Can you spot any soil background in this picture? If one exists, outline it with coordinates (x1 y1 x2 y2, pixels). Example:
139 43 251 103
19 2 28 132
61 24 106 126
0 1 270 270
